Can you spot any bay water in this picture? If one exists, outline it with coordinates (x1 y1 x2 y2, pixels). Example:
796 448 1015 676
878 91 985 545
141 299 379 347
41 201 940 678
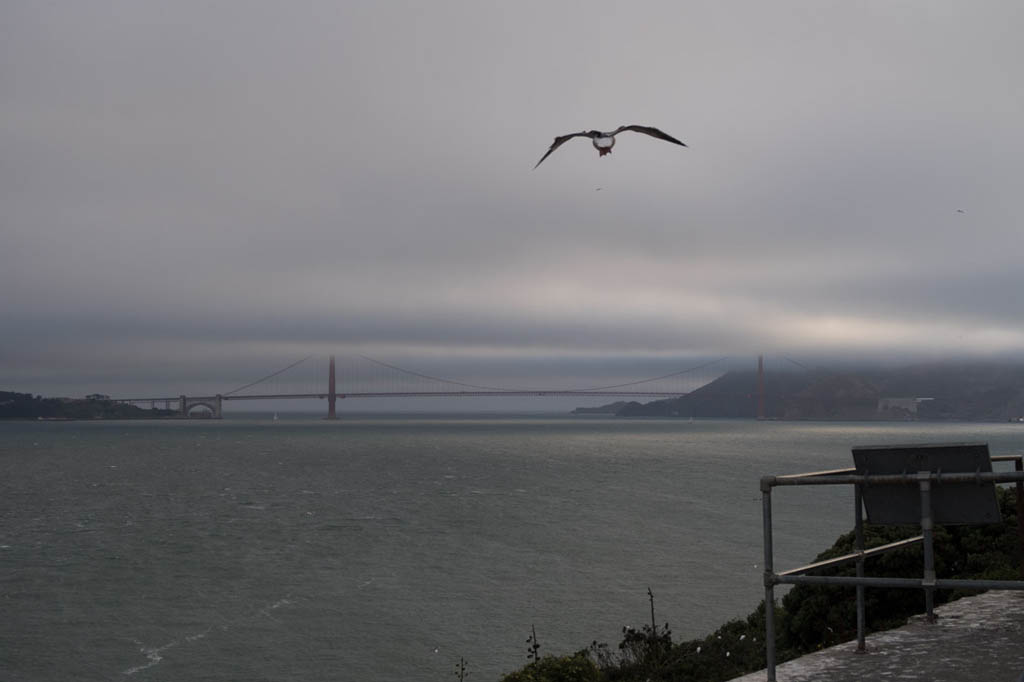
2 414 1022 681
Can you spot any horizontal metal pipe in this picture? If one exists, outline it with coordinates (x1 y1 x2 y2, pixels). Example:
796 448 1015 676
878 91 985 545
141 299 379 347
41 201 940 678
769 471 1024 487
934 578 1024 591
775 575 924 588
773 574 1024 591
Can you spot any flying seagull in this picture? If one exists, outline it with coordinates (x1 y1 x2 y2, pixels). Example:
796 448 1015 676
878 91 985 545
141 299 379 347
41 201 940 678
534 125 686 168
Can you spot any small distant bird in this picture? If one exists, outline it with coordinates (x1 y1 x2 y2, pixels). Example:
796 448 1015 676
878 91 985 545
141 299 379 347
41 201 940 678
956 209 966 214
534 125 687 168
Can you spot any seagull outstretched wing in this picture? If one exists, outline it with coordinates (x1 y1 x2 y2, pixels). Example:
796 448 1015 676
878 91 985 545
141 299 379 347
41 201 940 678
533 131 592 169
613 125 687 147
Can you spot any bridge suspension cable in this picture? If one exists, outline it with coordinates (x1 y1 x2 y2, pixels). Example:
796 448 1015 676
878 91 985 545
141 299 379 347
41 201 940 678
782 355 814 372
358 355 520 392
215 353 737 401
569 356 730 391
359 354 729 393
222 356 312 396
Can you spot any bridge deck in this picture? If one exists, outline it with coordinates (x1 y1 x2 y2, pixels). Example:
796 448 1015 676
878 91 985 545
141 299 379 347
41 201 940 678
118 391 687 402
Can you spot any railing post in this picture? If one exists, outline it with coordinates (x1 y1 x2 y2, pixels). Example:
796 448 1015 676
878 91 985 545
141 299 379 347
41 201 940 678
1016 456 1024 578
855 482 866 651
762 476 777 681
919 472 936 623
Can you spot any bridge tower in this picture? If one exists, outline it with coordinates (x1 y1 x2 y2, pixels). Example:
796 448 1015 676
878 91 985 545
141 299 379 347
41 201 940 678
327 355 337 419
756 354 765 420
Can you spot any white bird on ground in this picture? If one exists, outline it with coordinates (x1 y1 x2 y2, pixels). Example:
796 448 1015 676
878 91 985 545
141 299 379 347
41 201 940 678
534 125 687 168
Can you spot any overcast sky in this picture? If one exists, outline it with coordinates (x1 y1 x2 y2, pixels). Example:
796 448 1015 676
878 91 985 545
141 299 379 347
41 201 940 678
3 1 1024 401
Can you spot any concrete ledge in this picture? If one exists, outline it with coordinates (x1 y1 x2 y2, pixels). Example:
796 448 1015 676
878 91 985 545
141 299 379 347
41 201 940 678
731 590 1024 682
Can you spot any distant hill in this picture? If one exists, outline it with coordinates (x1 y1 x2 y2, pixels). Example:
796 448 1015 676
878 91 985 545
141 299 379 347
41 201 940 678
571 401 630 415
604 362 1024 421
0 391 177 420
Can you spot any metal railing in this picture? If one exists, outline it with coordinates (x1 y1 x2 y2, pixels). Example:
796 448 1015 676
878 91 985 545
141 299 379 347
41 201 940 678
760 453 1024 682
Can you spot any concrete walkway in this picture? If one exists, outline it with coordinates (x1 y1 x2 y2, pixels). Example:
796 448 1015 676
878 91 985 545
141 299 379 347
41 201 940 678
731 590 1024 682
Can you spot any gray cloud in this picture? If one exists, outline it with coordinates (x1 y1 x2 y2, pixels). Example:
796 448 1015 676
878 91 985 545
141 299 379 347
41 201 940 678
3 1 1024 399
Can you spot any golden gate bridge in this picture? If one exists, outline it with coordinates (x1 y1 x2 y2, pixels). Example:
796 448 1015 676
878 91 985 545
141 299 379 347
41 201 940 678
112 354 755 419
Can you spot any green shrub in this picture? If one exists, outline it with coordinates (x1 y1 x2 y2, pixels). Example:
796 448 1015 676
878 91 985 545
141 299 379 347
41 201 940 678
779 486 1021 657
499 652 602 682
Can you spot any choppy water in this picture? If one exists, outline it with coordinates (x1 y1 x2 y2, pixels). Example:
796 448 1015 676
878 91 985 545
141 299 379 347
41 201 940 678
2 414 1022 681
